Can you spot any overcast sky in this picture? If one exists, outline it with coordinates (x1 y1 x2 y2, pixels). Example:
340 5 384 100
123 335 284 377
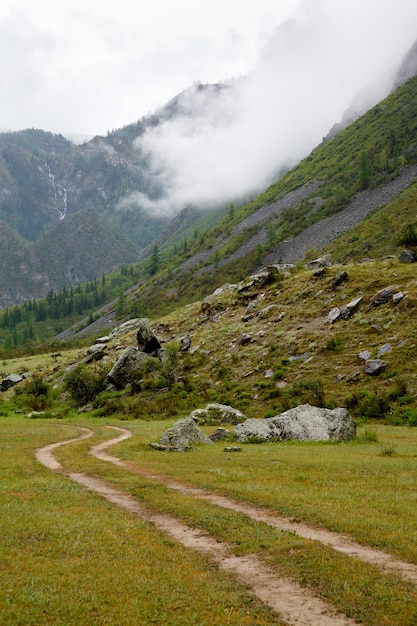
1 0 416 137
2 0 417 215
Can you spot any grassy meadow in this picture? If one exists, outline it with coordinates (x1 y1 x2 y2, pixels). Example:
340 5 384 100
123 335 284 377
2 413 417 625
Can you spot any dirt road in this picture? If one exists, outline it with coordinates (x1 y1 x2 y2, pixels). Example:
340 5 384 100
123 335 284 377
36 426 417 625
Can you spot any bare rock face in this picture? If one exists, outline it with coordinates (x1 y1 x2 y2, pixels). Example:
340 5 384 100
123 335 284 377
159 417 213 448
235 404 356 443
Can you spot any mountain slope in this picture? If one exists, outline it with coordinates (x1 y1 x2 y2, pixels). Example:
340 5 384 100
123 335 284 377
111 74 417 321
34 210 140 287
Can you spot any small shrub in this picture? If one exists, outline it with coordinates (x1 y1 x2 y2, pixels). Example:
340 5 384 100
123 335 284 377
324 336 344 352
357 428 379 443
16 373 52 411
346 390 391 420
285 378 326 407
273 367 286 380
245 435 268 444
379 443 397 456
160 341 180 389
64 364 108 406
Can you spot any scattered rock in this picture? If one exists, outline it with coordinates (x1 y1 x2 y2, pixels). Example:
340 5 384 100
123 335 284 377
190 404 247 426
136 322 163 356
312 266 327 278
239 333 252 345
327 307 341 323
209 428 233 442
331 270 349 289
327 297 362 323
258 304 276 318
0 373 24 392
107 346 160 390
378 343 392 357
110 318 146 338
364 360 387 376
339 296 363 319
358 350 372 361
235 404 356 443
180 334 191 352
305 254 334 269
398 249 415 263
27 411 45 418
368 285 398 308
159 416 213 448
149 442 193 452
393 291 406 305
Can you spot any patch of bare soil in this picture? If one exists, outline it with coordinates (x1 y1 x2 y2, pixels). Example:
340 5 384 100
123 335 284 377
36 427 359 626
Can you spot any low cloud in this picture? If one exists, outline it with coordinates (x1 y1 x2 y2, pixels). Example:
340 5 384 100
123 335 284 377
131 0 417 217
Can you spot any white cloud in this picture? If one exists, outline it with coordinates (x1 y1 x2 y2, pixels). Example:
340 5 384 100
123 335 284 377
130 0 417 216
2 0 417 216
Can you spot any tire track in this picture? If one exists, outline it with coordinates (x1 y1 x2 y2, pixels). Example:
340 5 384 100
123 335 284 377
94 427 417 587
36 427 359 626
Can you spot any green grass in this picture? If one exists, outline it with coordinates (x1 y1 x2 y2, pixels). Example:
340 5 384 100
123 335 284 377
48 418 417 625
0 417 280 626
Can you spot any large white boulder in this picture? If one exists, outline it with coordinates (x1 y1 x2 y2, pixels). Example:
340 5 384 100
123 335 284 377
235 404 356 443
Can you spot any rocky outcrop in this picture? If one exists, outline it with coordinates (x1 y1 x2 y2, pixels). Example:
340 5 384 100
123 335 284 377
331 270 349 289
235 404 356 443
159 416 213 448
107 346 160 390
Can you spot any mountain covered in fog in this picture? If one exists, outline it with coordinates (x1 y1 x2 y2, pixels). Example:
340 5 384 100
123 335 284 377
0 40 417 308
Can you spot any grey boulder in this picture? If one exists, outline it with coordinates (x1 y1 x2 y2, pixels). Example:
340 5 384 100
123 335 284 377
159 417 213 448
0 373 24 392
235 404 356 443
107 346 159 390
